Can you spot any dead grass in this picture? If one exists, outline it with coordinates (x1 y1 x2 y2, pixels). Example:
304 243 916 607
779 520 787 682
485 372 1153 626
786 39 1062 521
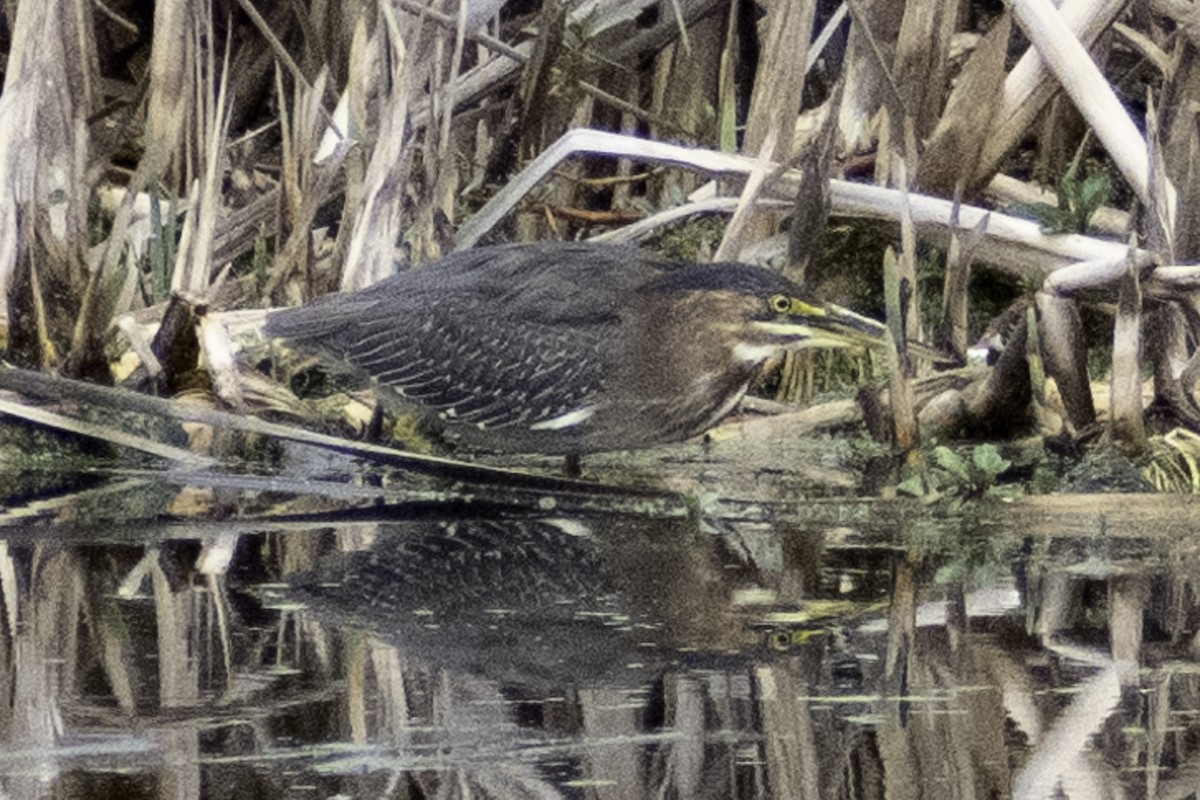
0 0 1199 476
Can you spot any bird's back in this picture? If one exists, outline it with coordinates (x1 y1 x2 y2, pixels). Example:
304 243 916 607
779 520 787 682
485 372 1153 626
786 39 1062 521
267 242 657 342
266 243 674 453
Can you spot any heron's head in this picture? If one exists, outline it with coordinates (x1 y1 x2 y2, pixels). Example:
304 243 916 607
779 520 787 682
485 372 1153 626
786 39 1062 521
639 262 888 367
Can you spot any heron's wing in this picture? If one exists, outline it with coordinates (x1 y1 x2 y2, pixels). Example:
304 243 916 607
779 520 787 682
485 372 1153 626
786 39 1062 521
334 303 611 431
271 299 612 432
265 242 659 430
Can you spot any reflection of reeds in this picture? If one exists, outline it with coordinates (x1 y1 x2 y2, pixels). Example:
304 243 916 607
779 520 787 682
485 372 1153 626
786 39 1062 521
10 500 1200 796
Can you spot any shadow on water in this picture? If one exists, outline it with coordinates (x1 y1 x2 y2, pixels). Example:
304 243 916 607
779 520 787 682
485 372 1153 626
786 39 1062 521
4 467 1200 798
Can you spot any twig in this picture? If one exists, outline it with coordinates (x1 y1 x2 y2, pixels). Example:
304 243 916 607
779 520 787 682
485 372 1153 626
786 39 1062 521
393 0 527 63
455 128 1151 278
92 0 139 34
589 197 792 243
228 0 342 141
0 365 675 496
842 0 911 123
0 395 216 467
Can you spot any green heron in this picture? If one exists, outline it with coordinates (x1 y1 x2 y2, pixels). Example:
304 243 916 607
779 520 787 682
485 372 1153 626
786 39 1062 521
266 242 887 454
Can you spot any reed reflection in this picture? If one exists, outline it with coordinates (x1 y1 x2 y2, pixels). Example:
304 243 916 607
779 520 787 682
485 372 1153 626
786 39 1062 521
5 500 1200 798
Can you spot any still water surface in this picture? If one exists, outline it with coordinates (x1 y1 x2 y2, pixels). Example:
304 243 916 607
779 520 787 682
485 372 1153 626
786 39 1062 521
0 464 1196 799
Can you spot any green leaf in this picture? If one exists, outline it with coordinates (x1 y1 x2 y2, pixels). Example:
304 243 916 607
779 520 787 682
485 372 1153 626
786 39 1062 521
1078 172 1111 221
1011 202 1078 234
972 443 1011 478
935 561 967 584
1057 173 1080 213
897 475 927 496
934 446 971 483
1043 209 1083 234
1063 134 1087 186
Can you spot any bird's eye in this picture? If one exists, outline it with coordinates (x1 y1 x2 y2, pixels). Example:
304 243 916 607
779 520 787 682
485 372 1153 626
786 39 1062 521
769 294 792 314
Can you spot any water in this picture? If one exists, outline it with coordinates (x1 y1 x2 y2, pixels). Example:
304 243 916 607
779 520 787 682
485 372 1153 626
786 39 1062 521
0 462 1195 799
